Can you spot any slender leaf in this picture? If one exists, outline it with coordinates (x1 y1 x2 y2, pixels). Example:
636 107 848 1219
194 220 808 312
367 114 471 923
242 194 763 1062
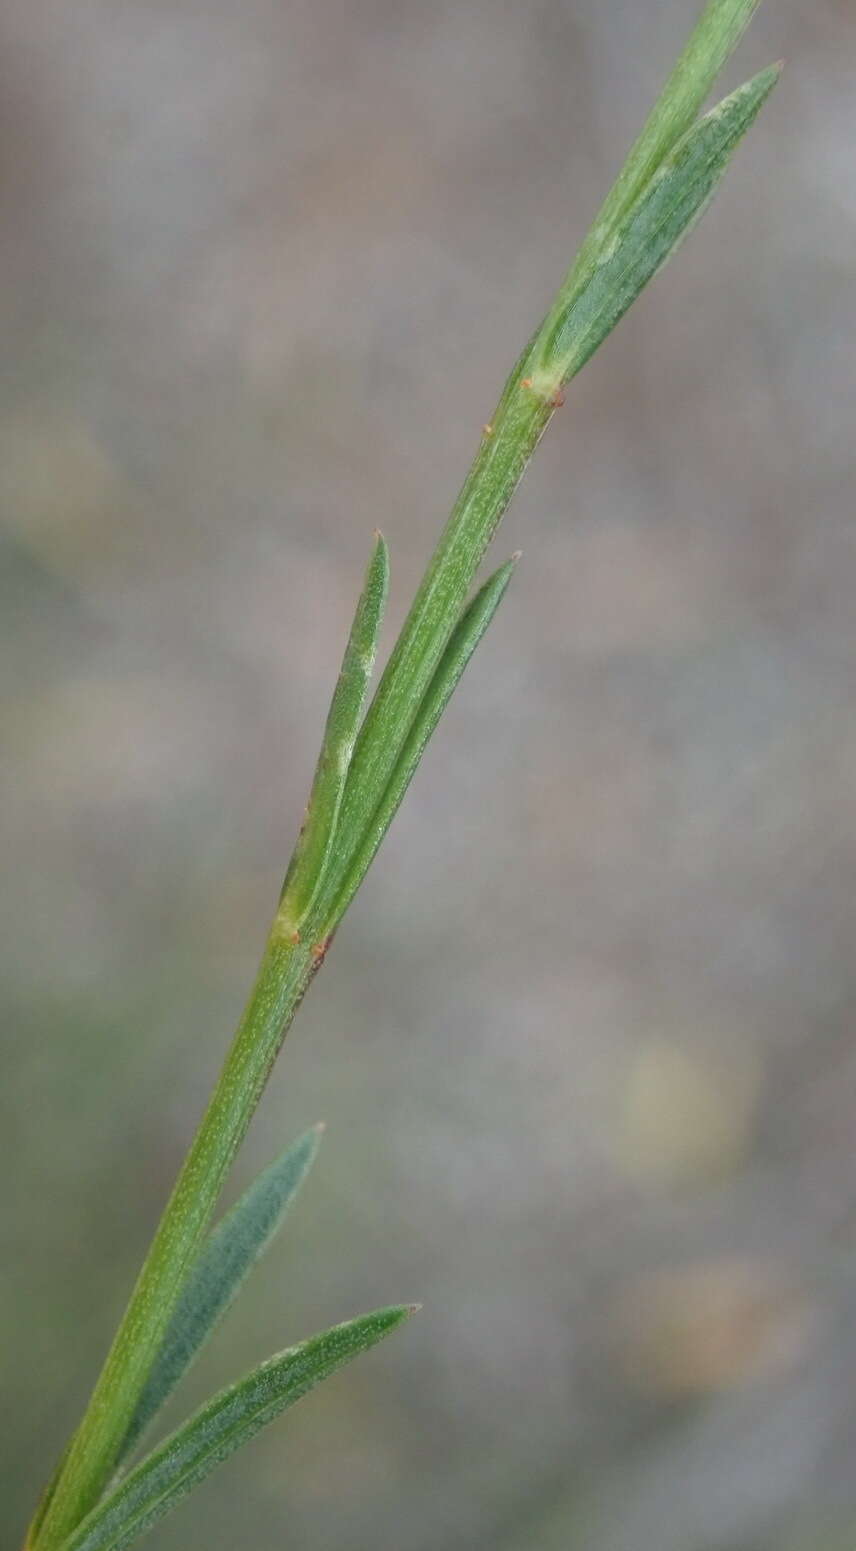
115 1124 323 1467
61 1308 415 1551
535 65 781 391
566 0 764 291
280 531 389 930
322 557 518 930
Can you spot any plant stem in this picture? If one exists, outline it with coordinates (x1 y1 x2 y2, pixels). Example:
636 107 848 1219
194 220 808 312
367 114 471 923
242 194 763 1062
30 5 778 1545
33 364 555 1551
32 928 316 1549
32 347 556 1551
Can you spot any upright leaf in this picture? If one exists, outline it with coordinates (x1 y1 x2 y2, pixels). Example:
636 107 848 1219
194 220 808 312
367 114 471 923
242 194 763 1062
279 531 389 931
533 65 781 393
60 1308 415 1551
115 1125 324 1467
320 557 518 930
569 0 764 287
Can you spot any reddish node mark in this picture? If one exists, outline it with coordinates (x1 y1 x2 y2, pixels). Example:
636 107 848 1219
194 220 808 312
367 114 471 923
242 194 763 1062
311 937 331 966
521 376 565 408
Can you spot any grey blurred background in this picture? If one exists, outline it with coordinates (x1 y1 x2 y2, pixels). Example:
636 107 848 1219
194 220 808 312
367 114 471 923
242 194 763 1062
3 2 855 1548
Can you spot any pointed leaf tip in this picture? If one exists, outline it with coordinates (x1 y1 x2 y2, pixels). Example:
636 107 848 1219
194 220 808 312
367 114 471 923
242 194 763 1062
279 531 389 927
62 1309 413 1551
370 529 389 571
322 557 516 930
541 61 780 385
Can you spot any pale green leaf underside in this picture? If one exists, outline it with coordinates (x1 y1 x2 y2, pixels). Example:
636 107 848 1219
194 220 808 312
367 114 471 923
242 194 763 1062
572 0 764 287
539 64 780 388
280 532 389 929
324 557 518 930
60 1308 413 1551
115 1125 323 1467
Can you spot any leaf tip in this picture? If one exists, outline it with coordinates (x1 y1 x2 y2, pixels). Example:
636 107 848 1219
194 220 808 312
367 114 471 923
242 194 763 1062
366 528 390 588
744 59 784 101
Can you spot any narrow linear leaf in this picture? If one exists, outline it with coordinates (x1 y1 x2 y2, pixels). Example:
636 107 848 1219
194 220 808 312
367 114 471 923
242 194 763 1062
322 557 517 930
280 532 389 929
535 64 780 390
61 1308 415 1551
115 1124 324 1468
570 0 764 284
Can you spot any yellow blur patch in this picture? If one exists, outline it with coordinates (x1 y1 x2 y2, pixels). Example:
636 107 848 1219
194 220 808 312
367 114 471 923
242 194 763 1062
609 1259 817 1398
0 408 135 585
619 1037 761 1186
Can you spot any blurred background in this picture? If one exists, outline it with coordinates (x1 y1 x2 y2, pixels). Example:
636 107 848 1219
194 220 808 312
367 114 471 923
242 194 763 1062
2 2 855 1548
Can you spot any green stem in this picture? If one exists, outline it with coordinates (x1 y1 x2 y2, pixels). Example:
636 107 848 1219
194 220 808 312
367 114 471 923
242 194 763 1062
29 364 555 1551
32 343 556 1551
32 928 315 1550
30 7 777 1545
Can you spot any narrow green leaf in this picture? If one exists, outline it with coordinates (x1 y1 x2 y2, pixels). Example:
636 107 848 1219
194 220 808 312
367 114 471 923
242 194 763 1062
321 557 517 931
115 1125 324 1468
60 1308 415 1551
279 532 389 931
572 0 764 281
534 64 780 391
533 3 766 380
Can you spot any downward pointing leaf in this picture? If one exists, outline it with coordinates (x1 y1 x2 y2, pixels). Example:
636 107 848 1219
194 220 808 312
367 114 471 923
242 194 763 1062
61 1307 415 1551
115 1125 324 1467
